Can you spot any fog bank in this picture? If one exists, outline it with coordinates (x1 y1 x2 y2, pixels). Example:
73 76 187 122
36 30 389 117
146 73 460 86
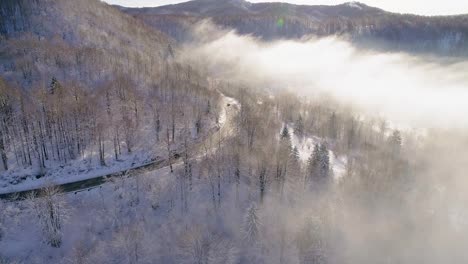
181 21 468 129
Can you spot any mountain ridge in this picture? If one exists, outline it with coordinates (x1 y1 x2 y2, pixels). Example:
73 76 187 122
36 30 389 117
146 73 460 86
119 0 468 56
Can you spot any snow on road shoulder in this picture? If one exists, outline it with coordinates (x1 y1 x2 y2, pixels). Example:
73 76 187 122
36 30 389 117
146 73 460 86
0 92 237 195
0 151 159 195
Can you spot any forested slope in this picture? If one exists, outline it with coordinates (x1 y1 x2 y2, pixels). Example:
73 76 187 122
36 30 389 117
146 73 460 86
122 0 468 56
0 0 221 188
0 1 467 263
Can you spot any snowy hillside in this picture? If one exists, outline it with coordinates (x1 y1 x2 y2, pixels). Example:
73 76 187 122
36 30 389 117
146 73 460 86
122 0 468 56
1 0 468 263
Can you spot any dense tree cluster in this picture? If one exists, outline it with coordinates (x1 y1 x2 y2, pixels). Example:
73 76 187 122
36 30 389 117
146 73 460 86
0 0 223 179
0 66 219 176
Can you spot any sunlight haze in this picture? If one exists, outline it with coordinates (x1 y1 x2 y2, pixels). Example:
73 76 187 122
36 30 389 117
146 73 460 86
2 0 468 262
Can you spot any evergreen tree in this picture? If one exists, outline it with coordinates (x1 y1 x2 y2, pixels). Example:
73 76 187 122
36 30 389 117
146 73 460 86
307 143 331 187
286 146 302 203
243 203 261 244
291 146 300 162
280 125 290 140
49 77 62 95
319 143 330 181
278 129 292 197
294 115 304 138
307 143 321 185
388 130 402 156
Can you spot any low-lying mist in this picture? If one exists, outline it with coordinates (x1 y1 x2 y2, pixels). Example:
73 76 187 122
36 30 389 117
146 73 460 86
181 21 468 130
180 21 468 263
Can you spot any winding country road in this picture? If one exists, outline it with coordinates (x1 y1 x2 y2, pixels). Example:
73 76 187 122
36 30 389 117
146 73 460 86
0 93 239 200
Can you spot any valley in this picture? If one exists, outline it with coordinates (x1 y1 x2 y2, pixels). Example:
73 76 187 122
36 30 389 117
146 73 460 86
1 0 468 263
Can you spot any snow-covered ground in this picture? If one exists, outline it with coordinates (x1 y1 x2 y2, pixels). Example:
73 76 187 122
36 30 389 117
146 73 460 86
0 150 160 194
0 94 238 195
218 94 239 127
0 123 165 194
0 95 245 263
287 124 347 180
346 1 364 9
0 150 253 263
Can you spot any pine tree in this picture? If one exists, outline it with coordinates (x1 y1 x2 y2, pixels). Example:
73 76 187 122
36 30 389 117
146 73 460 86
277 127 292 196
291 146 300 162
294 115 304 138
307 143 321 185
280 125 290 140
388 130 402 156
243 203 261 244
307 143 331 188
319 143 330 181
286 146 302 203
49 77 62 95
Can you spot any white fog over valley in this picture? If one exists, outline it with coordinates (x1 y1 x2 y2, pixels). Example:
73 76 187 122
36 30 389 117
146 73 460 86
183 22 468 129
1 0 468 263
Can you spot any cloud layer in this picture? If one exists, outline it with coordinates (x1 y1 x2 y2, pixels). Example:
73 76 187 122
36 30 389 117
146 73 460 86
182 23 468 129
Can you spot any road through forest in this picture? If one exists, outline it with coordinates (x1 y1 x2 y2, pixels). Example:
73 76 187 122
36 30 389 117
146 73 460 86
0 93 239 200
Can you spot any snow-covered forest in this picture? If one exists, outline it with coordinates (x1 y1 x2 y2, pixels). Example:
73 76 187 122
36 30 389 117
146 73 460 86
0 77 413 263
1 0 468 263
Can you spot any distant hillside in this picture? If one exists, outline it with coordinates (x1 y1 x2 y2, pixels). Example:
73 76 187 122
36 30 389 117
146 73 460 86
121 0 468 56
0 0 173 88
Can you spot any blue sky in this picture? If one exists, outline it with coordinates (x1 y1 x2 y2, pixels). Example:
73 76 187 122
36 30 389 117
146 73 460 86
104 0 468 16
